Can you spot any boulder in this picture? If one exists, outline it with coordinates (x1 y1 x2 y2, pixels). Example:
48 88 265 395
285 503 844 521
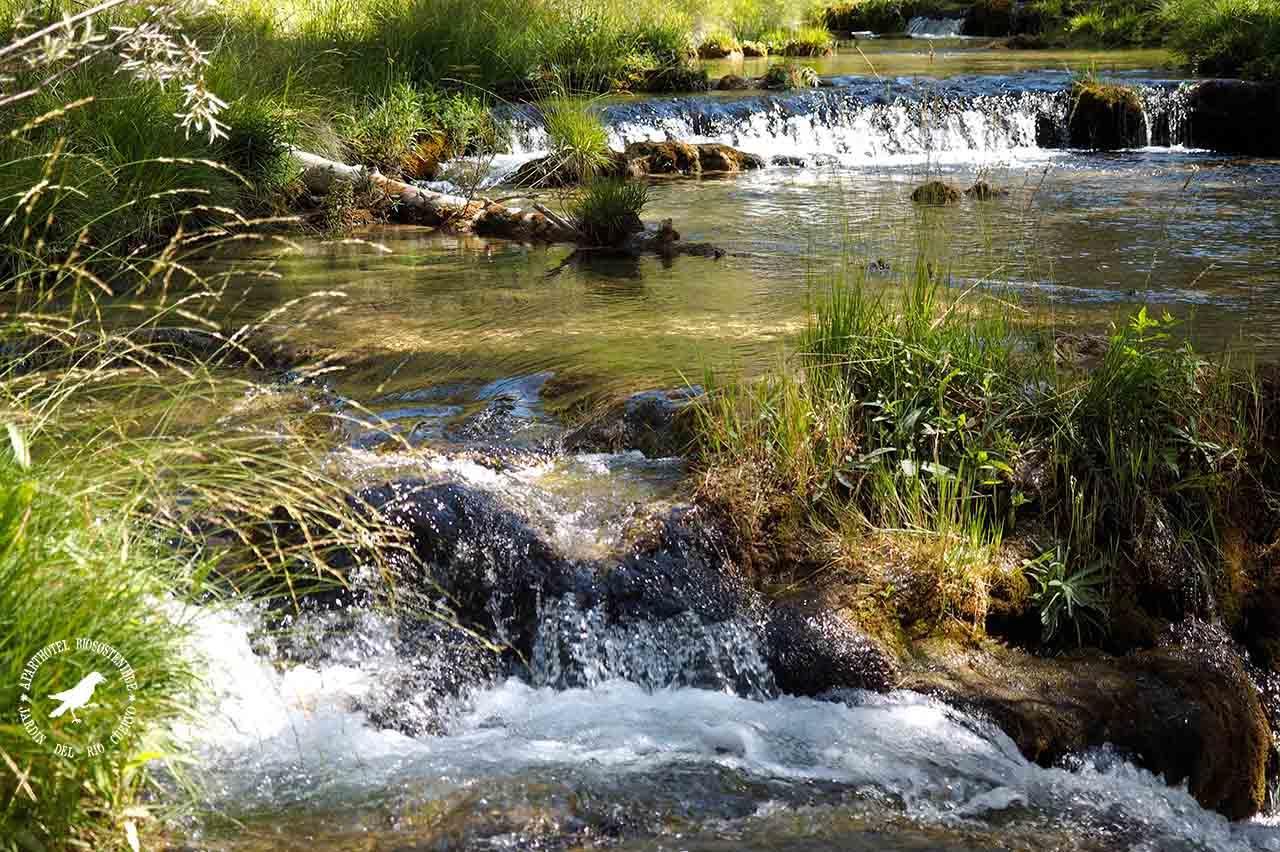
1186 80 1280 156
741 41 768 58
1068 81 1147 150
697 143 766 173
910 180 962 204
638 65 711 93
354 480 582 652
619 141 765 177
903 624 1271 819
562 386 702 458
764 598 898 695
602 505 756 624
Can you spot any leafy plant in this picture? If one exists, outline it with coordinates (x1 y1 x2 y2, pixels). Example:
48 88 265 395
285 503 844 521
1023 548 1108 644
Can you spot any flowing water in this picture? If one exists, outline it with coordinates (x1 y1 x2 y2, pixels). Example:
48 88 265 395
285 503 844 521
180 44 1280 850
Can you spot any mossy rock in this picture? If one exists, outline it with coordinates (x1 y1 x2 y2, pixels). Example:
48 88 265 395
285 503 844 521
1068 80 1147 150
903 624 1271 819
741 40 768 57
910 180 962 204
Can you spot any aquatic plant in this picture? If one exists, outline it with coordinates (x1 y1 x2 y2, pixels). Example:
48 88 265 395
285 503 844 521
1023 547 1108 644
570 177 649 246
762 61 821 89
698 29 743 58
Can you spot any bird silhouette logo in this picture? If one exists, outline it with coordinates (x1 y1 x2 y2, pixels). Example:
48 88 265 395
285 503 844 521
47 671 106 723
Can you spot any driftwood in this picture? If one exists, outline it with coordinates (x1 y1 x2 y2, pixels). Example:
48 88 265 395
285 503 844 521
291 148 579 241
291 149 731 261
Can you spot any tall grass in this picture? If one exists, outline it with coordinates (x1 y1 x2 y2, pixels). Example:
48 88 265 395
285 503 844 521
696 252 1272 643
1160 0 1280 79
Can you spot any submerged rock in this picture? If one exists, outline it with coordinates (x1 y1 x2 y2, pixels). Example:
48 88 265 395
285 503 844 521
771 154 807 167
764 599 898 695
911 181 962 204
562 386 702 458
1067 80 1147 150
904 624 1271 819
965 181 1009 200
1186 80 1280 156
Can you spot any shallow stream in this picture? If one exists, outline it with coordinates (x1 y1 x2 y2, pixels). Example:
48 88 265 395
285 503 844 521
181 41 1280 850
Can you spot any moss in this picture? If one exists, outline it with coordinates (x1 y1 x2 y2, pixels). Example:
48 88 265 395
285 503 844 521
910 180 962 204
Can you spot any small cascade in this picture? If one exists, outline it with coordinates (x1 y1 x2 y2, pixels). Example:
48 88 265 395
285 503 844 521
1137 81 1194 147
476 78 1195 186
906 16 966 38
530 594 776 696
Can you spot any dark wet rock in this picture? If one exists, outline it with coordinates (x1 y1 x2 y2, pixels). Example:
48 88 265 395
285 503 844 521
354 480 582 651
602 505 756 624
1129 494 1214 621
904 625 1271 819
1068 81 1146 150
562 386 702 458
741 40 768 58
771 154 807 167
716 73 752 91
764 599 898 695
910 180 962 204
1186 80 1280 156
965 181 1009 200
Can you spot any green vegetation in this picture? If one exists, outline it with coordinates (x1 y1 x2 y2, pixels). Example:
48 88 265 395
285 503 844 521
763 61 822 88
696 259 1274 646
0 440 194 850
571 178 650 246
1161 0 1280 80
543 97 614 182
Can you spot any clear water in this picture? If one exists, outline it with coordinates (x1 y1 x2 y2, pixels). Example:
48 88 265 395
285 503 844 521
181 51 1280 850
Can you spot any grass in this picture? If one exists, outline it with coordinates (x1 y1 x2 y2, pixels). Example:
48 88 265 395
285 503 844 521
542 97 614 182
0 443 195 850
570 177 649 246
763 61 821 88
695 255 1273 647
1160 0 1280 80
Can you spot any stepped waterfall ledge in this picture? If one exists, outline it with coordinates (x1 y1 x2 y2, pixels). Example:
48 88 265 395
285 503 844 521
4 4 1280 851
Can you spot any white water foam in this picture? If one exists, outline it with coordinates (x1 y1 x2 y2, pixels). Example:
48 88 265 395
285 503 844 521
182 607 1280 850
906 17 967 38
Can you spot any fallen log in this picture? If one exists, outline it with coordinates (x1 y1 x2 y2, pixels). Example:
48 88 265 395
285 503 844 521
290 149 732 262
290 148 579 241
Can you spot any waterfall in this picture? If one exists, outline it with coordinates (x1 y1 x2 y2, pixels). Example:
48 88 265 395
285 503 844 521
906 16 966 38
